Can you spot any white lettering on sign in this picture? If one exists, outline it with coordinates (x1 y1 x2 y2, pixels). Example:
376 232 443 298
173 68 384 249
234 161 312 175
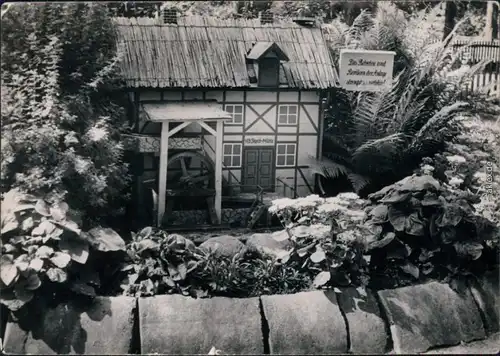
339 49 396 92
244 136 275 146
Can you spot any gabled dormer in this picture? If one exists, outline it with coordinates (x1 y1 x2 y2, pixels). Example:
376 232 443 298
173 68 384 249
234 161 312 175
246 42 289 87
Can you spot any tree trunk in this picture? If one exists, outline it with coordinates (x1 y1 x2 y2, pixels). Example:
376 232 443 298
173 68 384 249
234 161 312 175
492 1 499 40
484 1 499 40
443 1 457 41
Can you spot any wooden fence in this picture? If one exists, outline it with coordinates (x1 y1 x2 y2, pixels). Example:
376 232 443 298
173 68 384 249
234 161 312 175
462 68 500 99
453 39 500 99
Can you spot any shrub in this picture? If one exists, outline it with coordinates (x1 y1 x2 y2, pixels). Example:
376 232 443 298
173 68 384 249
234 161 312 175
416 116 500 227
268 193 371 289
1 3 130 224
315 2 493 196
364 174 499 289
0 189 126 311
117 227 311 298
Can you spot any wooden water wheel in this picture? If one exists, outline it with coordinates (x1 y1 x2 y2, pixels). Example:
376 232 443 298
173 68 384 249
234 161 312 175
142 151 219 225
165 151 215 196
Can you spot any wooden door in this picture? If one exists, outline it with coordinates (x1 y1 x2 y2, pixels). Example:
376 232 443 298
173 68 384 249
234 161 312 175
243 148 275 192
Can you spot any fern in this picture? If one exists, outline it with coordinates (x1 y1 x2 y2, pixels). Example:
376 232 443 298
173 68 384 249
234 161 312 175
317 2 492 196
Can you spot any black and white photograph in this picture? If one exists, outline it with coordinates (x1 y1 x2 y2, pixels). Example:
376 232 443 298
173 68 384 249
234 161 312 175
0 1 499 354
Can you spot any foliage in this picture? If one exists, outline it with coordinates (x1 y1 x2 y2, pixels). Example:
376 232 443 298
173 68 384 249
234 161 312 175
1 3 130 224
415 116 500 233
364 174 499 289
117 227 311 298
115 185 498 297
315 2 493 197
0 189 126 311
269 193 371 289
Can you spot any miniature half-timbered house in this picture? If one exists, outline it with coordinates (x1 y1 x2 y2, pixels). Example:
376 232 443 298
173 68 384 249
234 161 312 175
114 10 339 227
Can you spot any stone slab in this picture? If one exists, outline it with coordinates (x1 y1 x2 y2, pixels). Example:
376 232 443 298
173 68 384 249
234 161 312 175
261 291 348 354
337 287 389 353
468 269 500 334
423 332 500 354
378 281 486 354
3 296 136 355
139 295 262 354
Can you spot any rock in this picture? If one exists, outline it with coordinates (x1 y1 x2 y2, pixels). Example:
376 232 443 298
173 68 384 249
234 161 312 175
423 332 500 354
3 296 136 355
336 287 389 353
246 230 292 259
260 291 348 354
139 295 262 354
378 281 485 354
468 268 500 334
199 235 246 258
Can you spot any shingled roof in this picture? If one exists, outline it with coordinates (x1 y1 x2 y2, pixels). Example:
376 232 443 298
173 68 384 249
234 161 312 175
113 16 339 89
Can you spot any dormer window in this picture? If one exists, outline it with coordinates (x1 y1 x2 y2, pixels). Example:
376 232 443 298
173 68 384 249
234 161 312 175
246 42 289 88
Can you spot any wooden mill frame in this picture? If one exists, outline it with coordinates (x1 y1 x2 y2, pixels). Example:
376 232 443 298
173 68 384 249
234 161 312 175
156 118 226 226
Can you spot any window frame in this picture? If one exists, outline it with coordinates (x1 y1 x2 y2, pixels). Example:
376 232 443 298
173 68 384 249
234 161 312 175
277 104 298 126
258 57 280 87
276 143 297 167
222 143 242 168
224 104 244 125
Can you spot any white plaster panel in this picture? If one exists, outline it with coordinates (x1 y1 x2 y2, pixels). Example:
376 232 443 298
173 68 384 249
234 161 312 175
300 91 320 103
230 169 241 182
245 105 259 129
261 105 277 129
274 172 296 198
275 168 295 181
277 126 297 134
277 135 297 142
298 135 318 164
299 104 319 134
245 119 275 134
246 91 277 102
222 135 243 142
224 126 243 134
279 91 299 102
225 91 245 102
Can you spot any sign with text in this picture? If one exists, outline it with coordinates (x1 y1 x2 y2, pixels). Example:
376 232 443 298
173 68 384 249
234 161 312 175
339 49 396 92
244 136 275 146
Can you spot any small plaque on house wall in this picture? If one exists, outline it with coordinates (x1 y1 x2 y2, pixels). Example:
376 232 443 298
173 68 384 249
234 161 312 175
339 49 396 92
244 136 275 146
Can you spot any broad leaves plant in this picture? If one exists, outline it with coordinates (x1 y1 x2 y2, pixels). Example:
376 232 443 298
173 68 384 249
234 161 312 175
269 193 371 290
0 189 125 311
364 174 499 288
117 227 312 298
119 227 206 297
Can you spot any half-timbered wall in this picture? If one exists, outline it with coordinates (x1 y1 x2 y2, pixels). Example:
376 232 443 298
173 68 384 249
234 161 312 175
133 89 322 198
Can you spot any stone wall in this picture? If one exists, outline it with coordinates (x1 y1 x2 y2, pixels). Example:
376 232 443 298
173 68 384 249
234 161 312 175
2 270 499 355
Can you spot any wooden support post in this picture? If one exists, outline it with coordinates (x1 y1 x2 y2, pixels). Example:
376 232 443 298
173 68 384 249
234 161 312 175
214 120 223 224
157 121 170 226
